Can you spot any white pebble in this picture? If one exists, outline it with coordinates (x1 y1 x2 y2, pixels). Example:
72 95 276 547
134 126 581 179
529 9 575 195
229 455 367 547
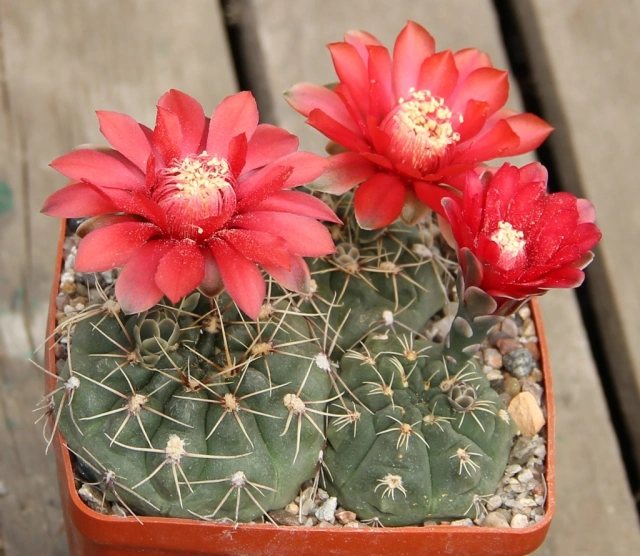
510 514 529 529
315 496 338 523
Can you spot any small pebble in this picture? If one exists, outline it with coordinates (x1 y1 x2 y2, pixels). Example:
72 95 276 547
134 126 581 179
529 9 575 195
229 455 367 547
315 496 337 523
486 494 503 511
524 341 540 361
510 514 529 529
517 306 531 320
111 503 127 518
504 376 521 397
482 512 510 528
511 437 538 463
335 510 357 525
450 518 474 527
270 509 303 526
517 469 534 483
529 368 544 383
508 392 546 437
505 464 522 476
521 380 544 405
521 319 536 337
285 502 299 515
503 348 534 378
496 337 522 354
316 520 340 528
423 520 439 527
483 348 503 369
501 317 519 338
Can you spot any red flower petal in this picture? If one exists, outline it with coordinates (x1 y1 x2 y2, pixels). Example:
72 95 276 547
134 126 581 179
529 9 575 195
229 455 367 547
262 254 311 294
450 67 509 118
199 249 224 297
415 181 457 219
501 114 553 156
50 149 145 191
306 109 370 153
312 152 377 195
455 99 490 143
96 111 152 171
157 89 206 158
218 228 292 269
116 240 173 314
252 190 341 223
210 239 266 319
235 165 293 212
367 45 394 119
244 124 300 173
75 221 160 272
232 212 336 257
152 106 182 165
155 241 205 304
328 42 370 116
417 50 459 99
452 48 493 89
393 21 436 98
206 91 259 159
41 182 118 217
284 83 359 133
354 173 405 229
455 120 520 165
344 29 384 59
227 132 248 177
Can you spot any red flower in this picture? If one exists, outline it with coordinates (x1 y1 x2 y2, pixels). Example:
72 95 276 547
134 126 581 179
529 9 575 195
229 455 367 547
42 90 339 318
285 21 552 229
441 162 602 315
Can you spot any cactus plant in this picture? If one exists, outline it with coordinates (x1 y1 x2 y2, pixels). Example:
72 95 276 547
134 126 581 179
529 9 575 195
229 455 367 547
40 21 601 530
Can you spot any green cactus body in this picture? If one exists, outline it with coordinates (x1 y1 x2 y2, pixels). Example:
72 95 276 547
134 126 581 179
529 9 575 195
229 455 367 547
54 200 517 524
55 294 331 521
324 334 516 525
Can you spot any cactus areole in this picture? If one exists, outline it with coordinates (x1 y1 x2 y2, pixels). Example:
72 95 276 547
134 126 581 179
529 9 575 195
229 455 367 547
40 19 600 556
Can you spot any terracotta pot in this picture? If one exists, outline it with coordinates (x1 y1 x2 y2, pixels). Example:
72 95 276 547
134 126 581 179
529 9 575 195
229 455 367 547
45 221 555 556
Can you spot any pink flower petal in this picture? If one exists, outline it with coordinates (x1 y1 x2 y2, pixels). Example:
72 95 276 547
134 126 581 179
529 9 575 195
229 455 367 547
116 240 173 314
157 89 207 157
244 124 300 173
152 106 183 165
262 254 311 294
284 83 359 133
393 21 436 98
210 239 266 319
354 173 405 229
50 149 145 191
252 190 341 223
206 91 259 159
155 241 205 304
344 28 384 60
311 152 377 195
41 182 118 217
417 50 459 99
232 211 336 257
96 111 152 171
75 221 160 272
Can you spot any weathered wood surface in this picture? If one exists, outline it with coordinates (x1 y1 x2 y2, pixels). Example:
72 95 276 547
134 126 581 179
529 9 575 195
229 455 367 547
513 0 640 481
0 1 236 554
0 0 637 554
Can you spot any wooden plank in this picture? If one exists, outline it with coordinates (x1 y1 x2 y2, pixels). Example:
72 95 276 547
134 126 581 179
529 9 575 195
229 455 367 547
0 1 237 554
513 0 640 477
239 0 640 552
532 291 640 554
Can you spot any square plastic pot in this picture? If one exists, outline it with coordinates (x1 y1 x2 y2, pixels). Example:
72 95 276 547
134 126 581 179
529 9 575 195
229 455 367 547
45 221 555 556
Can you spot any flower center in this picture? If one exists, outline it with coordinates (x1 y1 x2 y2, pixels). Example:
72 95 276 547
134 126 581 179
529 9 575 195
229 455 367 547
383 88 461 174
153 152 236 239
491 221 526 261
